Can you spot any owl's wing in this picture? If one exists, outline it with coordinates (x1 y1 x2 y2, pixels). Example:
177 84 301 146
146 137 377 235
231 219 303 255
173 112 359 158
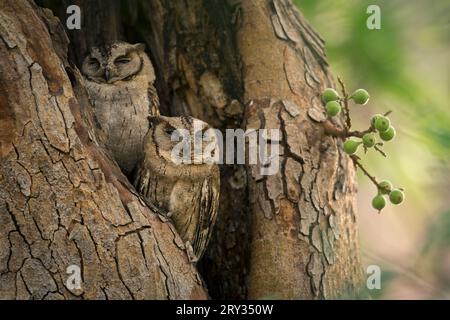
133 164 149 197
192 173 220 260
133 163 170 217
147 83 160 116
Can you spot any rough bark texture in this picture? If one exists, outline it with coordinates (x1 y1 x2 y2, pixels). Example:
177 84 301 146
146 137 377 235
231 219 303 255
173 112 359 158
239 0 363 299
1 0 364 299
0 0 206 300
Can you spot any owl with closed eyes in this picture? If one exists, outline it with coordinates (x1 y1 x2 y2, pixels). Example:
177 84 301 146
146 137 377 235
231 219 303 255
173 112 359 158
134 116 220 261
81 41 160 176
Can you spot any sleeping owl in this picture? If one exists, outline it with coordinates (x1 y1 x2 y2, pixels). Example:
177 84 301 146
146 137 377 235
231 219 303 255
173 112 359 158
81 41 160 176
134 116 220 261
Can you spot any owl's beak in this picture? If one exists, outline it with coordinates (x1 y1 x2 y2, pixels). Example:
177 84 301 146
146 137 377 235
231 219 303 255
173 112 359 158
104 69 111 82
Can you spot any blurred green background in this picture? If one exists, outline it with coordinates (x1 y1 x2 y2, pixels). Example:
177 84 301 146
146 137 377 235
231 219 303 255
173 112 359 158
295 0 450 299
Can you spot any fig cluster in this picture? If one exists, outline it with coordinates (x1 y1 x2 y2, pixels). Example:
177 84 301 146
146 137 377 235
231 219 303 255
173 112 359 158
322 88 370 118
322 88 396 155
321 86 405 213
371 180 405 212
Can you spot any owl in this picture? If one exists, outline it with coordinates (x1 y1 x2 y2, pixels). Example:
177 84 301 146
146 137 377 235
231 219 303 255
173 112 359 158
134 115 220 261
81 41 160 176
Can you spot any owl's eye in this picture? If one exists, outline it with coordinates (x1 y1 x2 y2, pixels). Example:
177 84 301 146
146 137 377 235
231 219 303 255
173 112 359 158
115 57 131 65
165 127 176 135
89 58 99 67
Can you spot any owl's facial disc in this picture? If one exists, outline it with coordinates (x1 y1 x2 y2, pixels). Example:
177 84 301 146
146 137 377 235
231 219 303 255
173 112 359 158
150 116 218 165
82 43 145 84
105 47 143 84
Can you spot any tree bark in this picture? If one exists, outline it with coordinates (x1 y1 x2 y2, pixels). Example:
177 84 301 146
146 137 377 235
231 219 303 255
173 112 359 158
0 0 206 300
1 0 363 299
238 0 363 299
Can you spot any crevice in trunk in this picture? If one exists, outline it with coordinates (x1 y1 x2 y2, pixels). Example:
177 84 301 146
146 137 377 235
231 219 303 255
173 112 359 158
35 0 251 299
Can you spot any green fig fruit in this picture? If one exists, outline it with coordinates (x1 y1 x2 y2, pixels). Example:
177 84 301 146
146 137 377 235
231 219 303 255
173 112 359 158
378 180 393 195
379 126 396 141
362 133 376 148
389 189 404 205
372 194 386 211
322 88 340 103
351 89 370 105
325 101 341 117
371 114 383 127
343 139 360 155
374 116 391 132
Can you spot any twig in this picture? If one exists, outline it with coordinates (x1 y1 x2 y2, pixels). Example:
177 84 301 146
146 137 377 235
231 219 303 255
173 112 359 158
374 145 387 157
351 155 379 188
323 110 392 139
322 120 346 137
337 76 351 130
347 126 375 138
323 120 375 139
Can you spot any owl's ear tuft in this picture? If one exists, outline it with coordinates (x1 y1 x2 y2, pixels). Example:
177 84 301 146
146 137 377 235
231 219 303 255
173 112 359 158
134 43 146 52
148 116 160 129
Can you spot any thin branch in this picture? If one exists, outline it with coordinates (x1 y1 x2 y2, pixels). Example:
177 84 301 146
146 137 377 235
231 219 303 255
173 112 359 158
351 155 379 188
322 120 346 137
323 109 393 139
347 127 375 138
337 76 351 130
323 120 375 139
374 145 387 157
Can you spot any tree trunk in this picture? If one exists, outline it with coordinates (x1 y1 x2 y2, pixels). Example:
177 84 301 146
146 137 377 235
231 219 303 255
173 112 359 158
1 0 363 299
0 0 206 300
